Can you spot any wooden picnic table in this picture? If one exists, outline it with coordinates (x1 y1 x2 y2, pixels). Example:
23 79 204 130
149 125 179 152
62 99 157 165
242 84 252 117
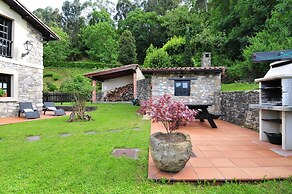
185 103 218 128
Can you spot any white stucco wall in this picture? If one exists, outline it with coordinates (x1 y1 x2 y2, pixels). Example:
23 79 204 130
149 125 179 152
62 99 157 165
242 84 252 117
102 75 133 92
0 1 44 117
0 1 38 62
136 67 145 81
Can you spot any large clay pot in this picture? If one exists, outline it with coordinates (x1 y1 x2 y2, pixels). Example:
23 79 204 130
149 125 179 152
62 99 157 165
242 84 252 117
150 132 192 172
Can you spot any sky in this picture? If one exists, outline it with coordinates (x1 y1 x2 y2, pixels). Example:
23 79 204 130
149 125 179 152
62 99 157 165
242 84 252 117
18 0 89 11
19 0 72 11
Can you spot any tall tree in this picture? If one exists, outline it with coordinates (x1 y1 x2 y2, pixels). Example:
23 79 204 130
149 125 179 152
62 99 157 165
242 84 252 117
43 27 71 62
144 0 181 15
87 9 114 27
61 0 87 59
119 9 167 64
209 0 277 60
118 30 137 65
114 0 137 21
33 7 62 27
82 22 118 63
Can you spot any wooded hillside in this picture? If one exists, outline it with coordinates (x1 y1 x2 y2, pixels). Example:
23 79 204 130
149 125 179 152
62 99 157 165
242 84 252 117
35 0 292 82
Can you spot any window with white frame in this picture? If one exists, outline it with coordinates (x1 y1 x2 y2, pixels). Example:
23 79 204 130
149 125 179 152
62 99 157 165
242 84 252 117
0 73 11 97
0 15 12 58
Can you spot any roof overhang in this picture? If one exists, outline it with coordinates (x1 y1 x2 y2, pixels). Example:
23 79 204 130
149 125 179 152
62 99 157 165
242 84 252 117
84 64 139 81
2 0 59 41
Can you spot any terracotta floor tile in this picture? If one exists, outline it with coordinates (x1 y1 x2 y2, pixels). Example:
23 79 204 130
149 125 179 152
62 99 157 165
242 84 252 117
214 145 234 151
192 150 205 158
238 151 265 158
148 166 174 180
249 158 281 167
194 167 224 181
240 167 274 180
270 158 292 166
209 158 236 167
255 151 283 158
229 158 258 167
146 120 292 181
189 158 214 168
197 145 216 151
202 150 224 158
217 167 250 180
263 167 292 178
222 151 245 158
172 166 198 181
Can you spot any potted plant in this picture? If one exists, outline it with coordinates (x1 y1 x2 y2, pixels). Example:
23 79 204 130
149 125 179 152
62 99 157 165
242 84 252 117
0 88 6 97
138 94 197 172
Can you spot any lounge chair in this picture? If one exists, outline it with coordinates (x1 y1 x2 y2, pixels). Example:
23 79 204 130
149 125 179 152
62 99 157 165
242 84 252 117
18 102 40 119
43 102 66 116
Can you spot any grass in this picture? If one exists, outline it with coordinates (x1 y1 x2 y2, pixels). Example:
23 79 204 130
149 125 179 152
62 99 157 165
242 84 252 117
44 67 96 87
222 82 258 92
0 103 291 193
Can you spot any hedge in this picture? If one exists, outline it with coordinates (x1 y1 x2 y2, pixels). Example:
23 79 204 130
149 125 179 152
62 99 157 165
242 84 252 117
44 61 121 69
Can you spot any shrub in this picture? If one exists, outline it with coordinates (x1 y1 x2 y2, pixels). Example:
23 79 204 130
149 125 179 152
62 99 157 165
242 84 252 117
46 82 58 92
143 46 171 68
138 94 196 133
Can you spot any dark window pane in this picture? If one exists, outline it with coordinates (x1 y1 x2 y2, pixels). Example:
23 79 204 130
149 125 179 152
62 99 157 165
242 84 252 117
174 80 190 96
0 16 12 58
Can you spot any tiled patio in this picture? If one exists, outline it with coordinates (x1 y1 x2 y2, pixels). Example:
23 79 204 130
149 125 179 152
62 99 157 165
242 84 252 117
0 112 69 125
148 120 292 181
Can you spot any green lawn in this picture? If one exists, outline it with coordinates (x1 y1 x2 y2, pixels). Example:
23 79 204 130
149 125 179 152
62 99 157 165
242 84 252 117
222 82 258 92
0 103 291 193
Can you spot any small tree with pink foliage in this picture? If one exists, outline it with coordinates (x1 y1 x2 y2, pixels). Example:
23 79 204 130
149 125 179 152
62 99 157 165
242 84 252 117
138 94 196 133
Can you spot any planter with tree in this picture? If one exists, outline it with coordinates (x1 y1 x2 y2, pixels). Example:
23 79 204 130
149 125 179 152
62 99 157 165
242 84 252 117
138 94 196 172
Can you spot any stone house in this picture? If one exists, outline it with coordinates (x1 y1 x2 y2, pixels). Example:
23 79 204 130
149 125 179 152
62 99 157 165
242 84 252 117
141 66 225 113
0 0 59 118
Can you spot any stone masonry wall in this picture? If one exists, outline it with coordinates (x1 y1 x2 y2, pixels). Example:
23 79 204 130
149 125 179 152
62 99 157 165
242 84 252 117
151 73 222 113
0 62 43 118
221 91 259 130
137 78 151 102
0 24 43 118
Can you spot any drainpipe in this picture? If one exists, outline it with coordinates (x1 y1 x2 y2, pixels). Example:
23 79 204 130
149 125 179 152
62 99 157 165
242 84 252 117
92 80 97 103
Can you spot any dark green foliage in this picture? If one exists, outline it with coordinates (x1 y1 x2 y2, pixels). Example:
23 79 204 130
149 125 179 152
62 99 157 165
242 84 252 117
60 75 93 120
46 82 58 92
82 22 118 63
44 61 120 69
162 36 186 67
144 0 181 15
184 27 192 66
119 9 167 64
143 45 171 68
33 7 62 27
61 0 87 60
118 30 137 65
43 72 59 81
114 0 137 21
242 0 292 79
43 27 71 62
87 9 114 27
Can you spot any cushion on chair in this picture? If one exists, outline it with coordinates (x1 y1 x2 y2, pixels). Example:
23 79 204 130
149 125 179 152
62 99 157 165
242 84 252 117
23 108 34 112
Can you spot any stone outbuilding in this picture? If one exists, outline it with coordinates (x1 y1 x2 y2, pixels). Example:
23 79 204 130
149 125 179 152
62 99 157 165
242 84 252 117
141 66 225 113
84 64 145 102
0 0 59 118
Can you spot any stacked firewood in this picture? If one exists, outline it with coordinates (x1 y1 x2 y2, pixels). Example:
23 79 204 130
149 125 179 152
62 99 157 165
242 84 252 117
104 84 133 101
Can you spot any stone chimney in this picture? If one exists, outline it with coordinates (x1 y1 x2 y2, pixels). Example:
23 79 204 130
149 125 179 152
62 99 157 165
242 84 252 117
201 52 211 67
